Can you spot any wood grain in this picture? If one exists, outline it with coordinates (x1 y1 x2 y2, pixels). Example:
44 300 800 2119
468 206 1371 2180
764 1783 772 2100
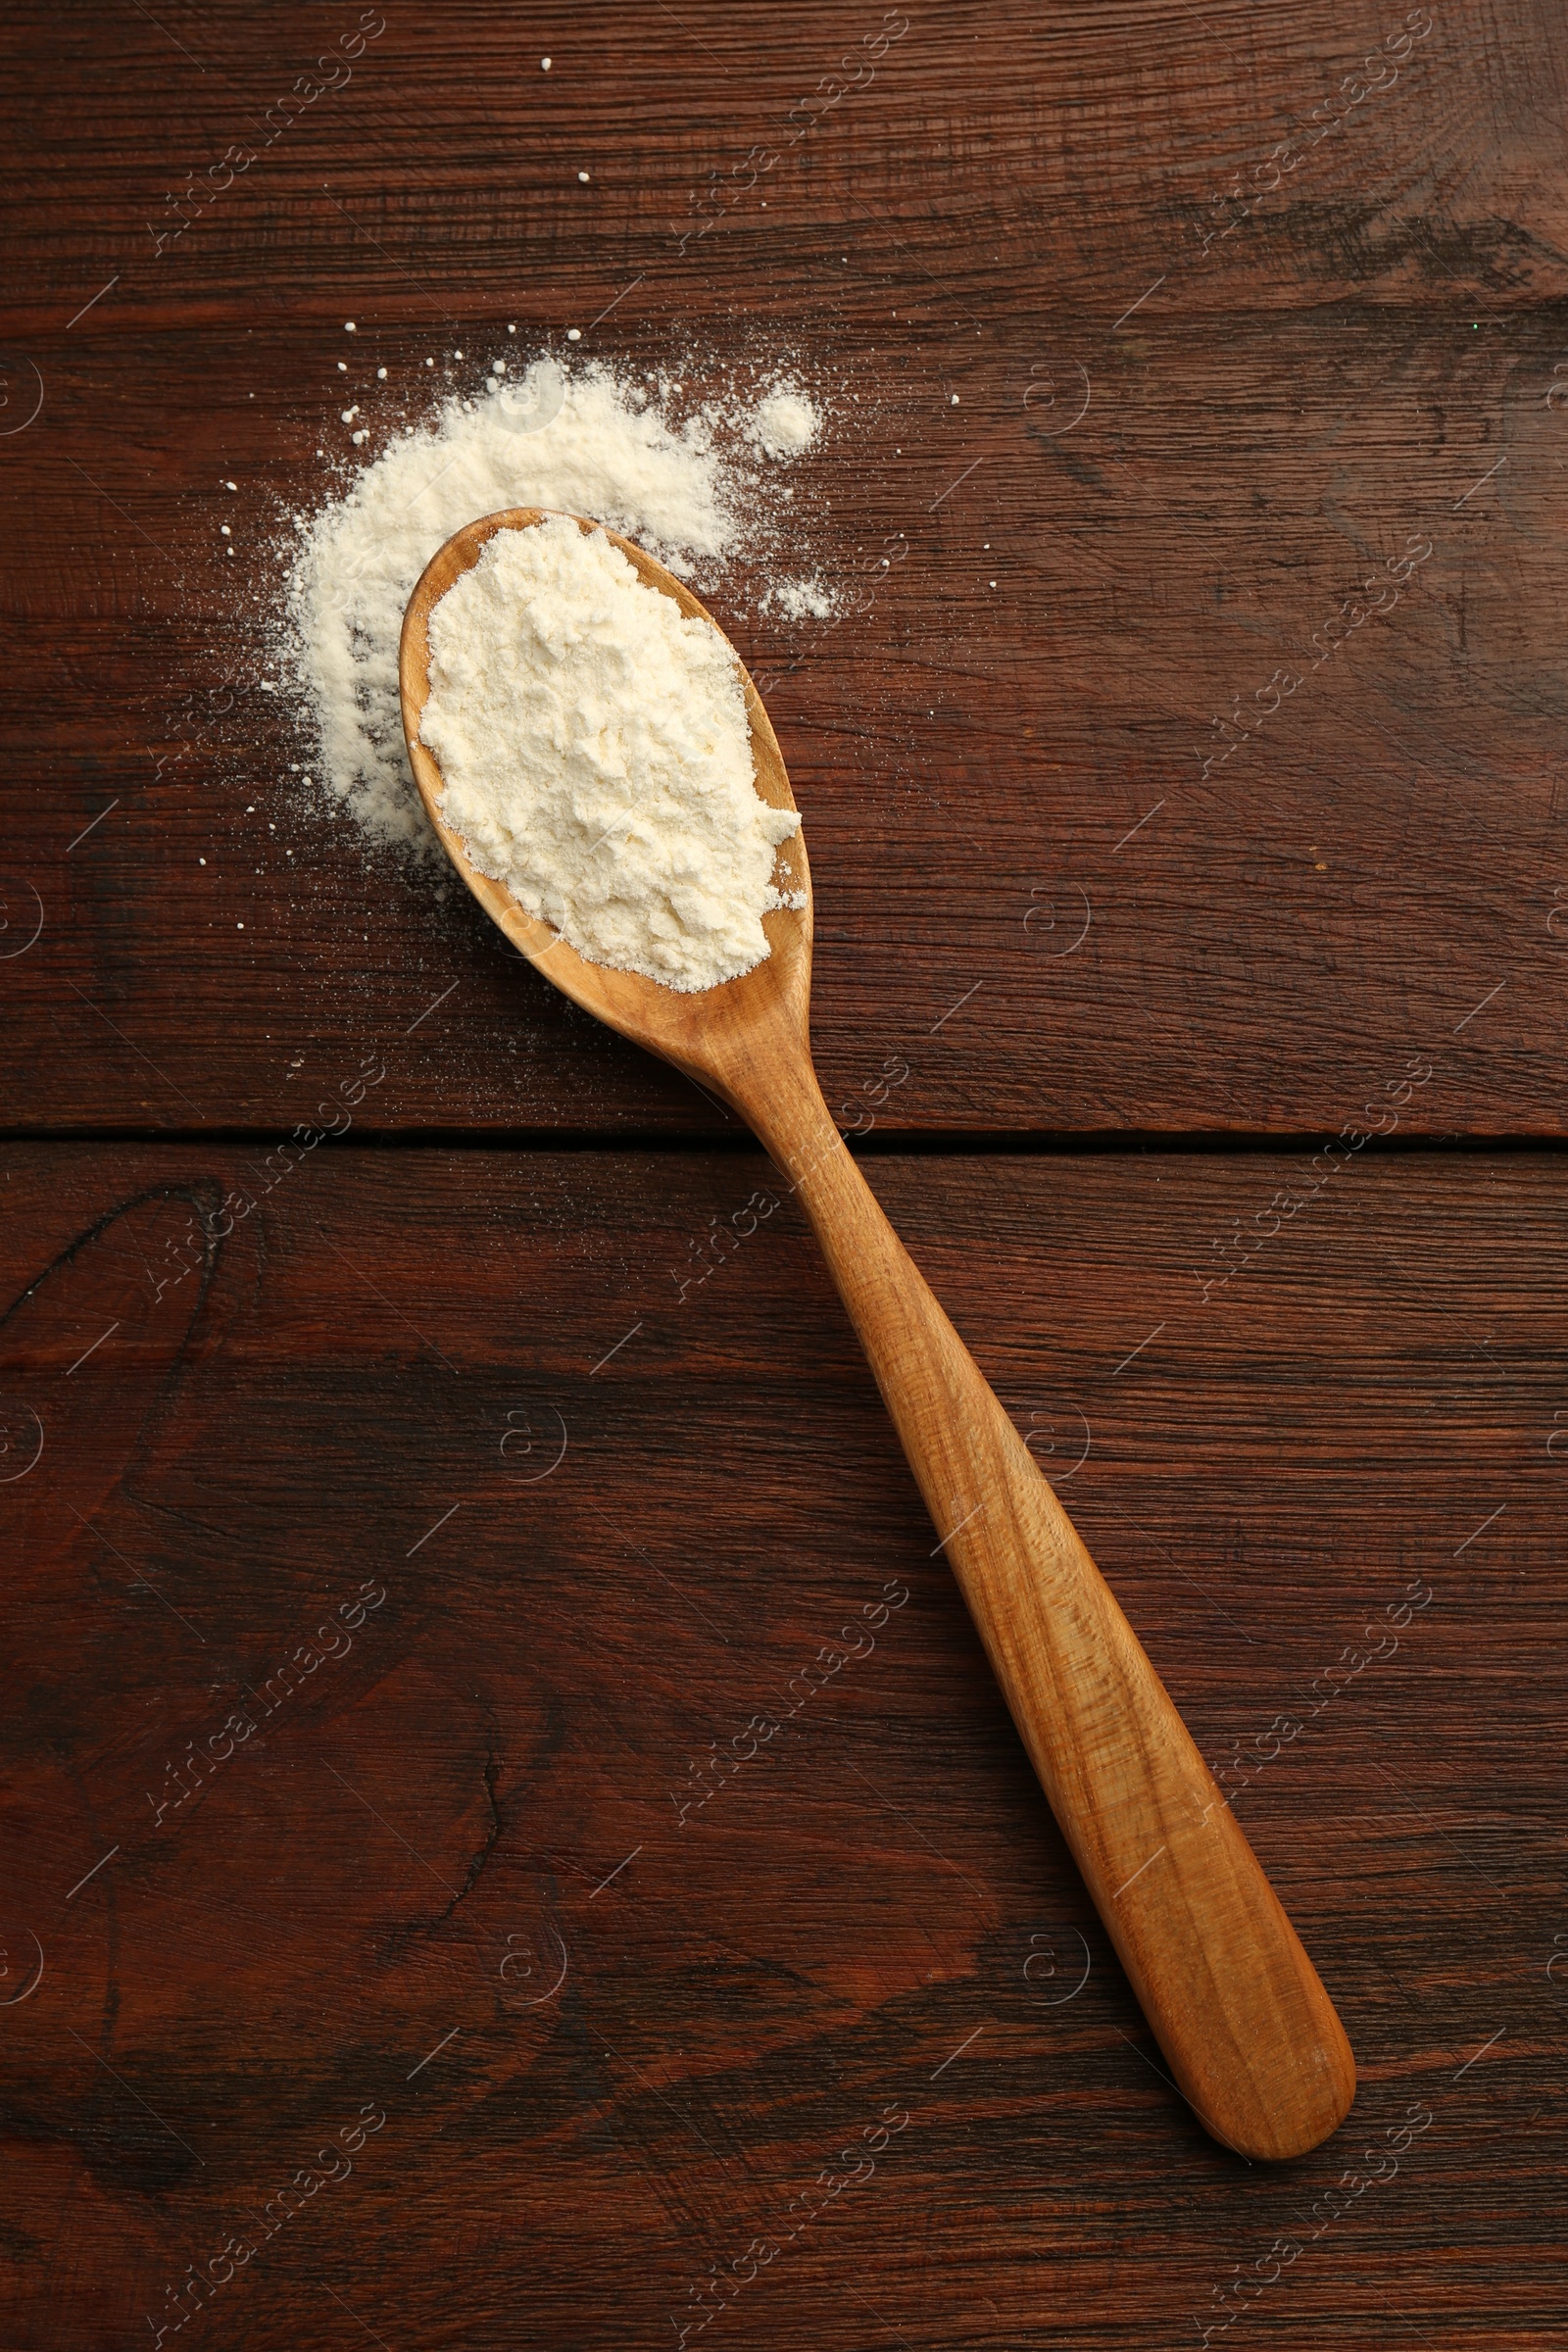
2 1141 1564 2347
5 1 1565 2343
5 0 1568 1132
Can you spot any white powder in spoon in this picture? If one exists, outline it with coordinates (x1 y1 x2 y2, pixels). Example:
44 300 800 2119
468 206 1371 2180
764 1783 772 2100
418 515 803 993
280 357 823 858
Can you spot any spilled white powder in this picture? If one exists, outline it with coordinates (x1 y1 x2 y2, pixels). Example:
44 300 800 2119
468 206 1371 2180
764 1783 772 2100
282 358 823 857
751 388 819 460
771 577 836 620
418 516 803 993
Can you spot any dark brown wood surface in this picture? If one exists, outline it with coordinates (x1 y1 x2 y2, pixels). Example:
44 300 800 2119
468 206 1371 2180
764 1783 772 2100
6 4 1568 2348
3 1143 1566 2349
6 0 1568 1132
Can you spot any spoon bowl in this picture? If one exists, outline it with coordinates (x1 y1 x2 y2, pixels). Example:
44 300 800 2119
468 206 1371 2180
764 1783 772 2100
400 507 812 1115
400 510 1356 2163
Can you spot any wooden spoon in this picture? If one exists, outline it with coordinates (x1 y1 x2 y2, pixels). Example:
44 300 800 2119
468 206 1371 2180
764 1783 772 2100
400 508 1356 2162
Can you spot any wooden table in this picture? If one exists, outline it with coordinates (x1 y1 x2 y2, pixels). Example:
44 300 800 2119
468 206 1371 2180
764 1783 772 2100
4 4 1565 2346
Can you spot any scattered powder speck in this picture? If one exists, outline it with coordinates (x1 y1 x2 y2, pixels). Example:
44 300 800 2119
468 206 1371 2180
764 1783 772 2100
750 387 820 460
770 576 838 621
277 357 830 857
418 516 802 992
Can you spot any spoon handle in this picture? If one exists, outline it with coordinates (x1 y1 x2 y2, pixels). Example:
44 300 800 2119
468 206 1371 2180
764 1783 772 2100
755 1081 1354 2161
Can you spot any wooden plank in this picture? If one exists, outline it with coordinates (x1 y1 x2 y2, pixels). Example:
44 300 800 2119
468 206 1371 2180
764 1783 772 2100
2 1141 1563 2346
4 0 1568 1132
